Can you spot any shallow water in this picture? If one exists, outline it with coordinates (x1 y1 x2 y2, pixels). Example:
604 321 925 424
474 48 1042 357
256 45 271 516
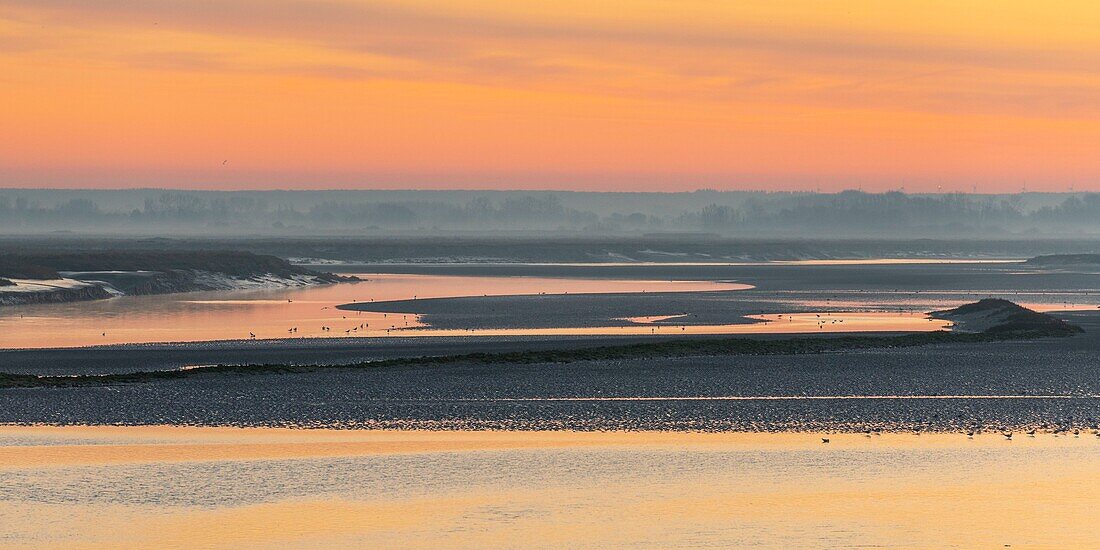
3 266 1088 349
0 426 1096 548
0 273 955 349
787 290 1100 313
398 311 949 338
357 258 1023 267
0 274 747 349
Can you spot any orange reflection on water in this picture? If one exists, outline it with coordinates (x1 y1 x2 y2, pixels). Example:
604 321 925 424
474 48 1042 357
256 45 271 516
0 275 748 349
366 310 948 339
745 311 951 333
0 426 1097 549
1023 302 1100 313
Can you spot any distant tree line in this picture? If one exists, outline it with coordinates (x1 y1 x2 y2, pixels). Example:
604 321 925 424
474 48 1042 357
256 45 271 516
1 189 1099 236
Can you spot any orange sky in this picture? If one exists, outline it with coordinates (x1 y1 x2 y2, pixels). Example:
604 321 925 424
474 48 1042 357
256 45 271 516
3 0 1100 192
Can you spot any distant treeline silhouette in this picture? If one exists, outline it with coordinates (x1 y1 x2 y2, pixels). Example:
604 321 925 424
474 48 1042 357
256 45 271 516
1 189 1098 236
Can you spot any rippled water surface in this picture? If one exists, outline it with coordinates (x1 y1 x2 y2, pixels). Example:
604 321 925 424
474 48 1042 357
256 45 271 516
0 427 1097 548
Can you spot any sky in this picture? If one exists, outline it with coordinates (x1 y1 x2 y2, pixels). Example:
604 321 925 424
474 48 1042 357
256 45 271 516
2 0 1100 192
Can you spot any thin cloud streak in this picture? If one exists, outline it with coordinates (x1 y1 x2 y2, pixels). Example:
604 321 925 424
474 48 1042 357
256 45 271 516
4 1 1100 190
11 0 1100 75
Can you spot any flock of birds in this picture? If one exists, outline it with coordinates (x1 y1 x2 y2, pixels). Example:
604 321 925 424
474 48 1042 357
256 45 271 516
821 426 1100 444
246 298 412 340
66 279 1094 344
232 287 1095 341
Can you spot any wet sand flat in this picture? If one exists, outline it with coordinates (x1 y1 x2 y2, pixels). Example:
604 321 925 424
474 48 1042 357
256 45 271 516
0 274 749 349
342 310 948 338
6 261 1100 351
0 426 1097 548
3 319 1100 432
338 262 1100 333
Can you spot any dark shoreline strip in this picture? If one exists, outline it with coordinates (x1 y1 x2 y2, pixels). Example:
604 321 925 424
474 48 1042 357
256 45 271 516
0 329 1078 389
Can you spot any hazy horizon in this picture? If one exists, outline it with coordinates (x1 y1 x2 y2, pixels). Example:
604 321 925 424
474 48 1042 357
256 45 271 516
3 187 1100 237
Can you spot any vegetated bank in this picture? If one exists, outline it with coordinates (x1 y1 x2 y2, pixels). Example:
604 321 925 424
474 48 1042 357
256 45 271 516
0 250 355 306
1025 254 1100 267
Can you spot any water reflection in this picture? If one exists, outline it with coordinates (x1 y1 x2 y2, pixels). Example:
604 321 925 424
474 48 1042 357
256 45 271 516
0 426 1096 548
0 275 747 349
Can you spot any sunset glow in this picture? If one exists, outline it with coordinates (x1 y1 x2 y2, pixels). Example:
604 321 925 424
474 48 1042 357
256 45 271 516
4 1 1100 191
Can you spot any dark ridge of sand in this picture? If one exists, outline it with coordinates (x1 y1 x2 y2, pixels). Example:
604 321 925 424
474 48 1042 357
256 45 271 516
0 309 1095 435
0 300 1085 389
333 261 1100 330
0 332 1016 389
0 306 1091 378
1 331 1099 432
0 335 720 376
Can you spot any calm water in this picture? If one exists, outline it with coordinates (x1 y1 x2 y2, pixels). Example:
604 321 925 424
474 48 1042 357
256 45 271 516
0 427 1096 548
0 274 954 349
0 274 749 349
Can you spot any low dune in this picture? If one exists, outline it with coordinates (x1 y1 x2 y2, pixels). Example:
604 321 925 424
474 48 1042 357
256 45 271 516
932 299 1084 335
